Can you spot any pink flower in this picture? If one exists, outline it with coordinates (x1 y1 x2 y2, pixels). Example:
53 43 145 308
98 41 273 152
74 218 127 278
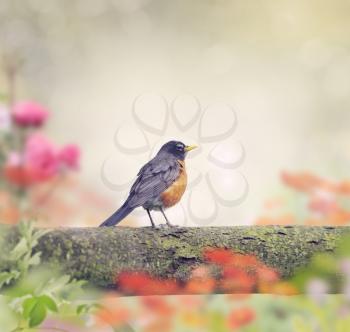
58 144 80 170
24 134 59 181
4 134 80 187
12 101 49 127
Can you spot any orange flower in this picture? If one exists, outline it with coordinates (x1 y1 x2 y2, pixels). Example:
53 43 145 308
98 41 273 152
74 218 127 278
117 271 179 295
117 271 153 295
95 307 130 327
220 277 255 293
230 253 259 268
144 278 179 295
141 296 174 316
256 266 279 284
203 248 234 265
226 294 251 301
271 282 299 295
185 277 216 294
220 267 255 293
281 171 335 193
337 181 350 195
227 307 256 329
328 210 350 225
185 266 216 294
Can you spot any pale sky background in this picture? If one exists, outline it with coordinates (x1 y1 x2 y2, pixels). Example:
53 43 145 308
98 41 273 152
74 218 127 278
1 0 350 226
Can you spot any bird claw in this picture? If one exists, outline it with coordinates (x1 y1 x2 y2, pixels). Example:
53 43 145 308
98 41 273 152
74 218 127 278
151 224 161 229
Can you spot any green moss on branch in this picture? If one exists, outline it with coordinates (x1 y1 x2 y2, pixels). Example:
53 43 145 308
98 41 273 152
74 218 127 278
16 225 347 291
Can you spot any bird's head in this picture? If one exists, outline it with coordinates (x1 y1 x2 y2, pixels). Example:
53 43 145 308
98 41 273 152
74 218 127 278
158 140 197 160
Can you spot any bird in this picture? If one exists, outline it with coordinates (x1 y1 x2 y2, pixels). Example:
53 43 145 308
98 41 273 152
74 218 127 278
99 140 197 227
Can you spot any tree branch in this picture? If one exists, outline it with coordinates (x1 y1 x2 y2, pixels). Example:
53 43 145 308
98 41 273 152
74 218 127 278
23 225 348 293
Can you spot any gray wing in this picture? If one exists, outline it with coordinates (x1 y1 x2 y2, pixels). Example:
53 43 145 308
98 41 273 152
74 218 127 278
125 157 180 208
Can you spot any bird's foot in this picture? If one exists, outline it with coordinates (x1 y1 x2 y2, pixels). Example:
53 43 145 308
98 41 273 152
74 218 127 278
151 224 161 229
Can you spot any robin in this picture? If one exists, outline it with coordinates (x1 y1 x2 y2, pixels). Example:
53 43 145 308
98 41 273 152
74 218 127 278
99 140 197 227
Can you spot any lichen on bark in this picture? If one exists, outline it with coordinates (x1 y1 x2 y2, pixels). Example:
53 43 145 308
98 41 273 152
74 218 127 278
10 225 344 290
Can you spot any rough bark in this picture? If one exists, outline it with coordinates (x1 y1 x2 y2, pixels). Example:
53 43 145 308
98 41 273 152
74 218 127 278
19 225 348 291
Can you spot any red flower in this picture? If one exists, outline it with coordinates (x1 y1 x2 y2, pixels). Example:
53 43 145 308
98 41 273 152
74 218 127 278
117 272 152 295
203 248 234 265
230 253 259 268
12 101 49 127
3 164 35 186
220 267 255 293
227 307 256 329
185 278 216 294
256 266 279 284
145 278 179 295
3 152 35 186
117 272 179 296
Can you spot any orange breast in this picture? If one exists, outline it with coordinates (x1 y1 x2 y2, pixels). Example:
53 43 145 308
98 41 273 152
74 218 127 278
161 160 187 208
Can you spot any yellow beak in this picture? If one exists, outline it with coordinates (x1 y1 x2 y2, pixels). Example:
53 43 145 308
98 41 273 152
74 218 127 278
184 145 198 152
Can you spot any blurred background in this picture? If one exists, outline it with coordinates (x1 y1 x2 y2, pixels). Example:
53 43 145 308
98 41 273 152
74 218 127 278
1 0 350 228
1 1 350 331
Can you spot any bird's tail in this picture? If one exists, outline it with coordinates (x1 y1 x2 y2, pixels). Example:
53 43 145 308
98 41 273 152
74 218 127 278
99 202 133 227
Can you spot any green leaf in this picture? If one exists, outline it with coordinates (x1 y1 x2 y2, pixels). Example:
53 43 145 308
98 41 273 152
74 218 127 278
23 297 38 319
39 295 57 312
77 304 88 315
28 300 47 327
0 270 20 288
10 238 28 260
76 303 102 315
32 229 50 244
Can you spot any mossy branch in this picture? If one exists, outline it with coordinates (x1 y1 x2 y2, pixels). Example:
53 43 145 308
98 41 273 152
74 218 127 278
2 225 349 294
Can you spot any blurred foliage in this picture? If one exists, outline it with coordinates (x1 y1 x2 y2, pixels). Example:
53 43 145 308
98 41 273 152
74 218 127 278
291 233 350 292
0 221 100 332
0 221 49 288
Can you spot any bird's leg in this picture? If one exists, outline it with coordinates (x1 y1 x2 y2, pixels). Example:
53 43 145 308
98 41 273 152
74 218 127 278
160 207 176 227
146 209 156 228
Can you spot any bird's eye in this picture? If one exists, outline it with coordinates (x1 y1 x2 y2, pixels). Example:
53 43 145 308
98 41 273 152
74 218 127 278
176 144 184 151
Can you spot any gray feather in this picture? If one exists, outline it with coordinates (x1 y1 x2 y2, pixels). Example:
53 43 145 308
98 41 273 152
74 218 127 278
127 155 180 208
